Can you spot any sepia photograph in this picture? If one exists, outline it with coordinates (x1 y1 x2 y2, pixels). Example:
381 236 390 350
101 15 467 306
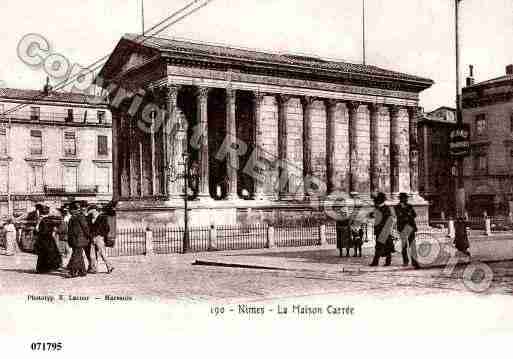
1 0 512 356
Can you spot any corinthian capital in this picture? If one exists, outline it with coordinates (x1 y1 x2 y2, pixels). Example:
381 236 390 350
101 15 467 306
164 85 180 103
226 87 237 102
388 104 404 118
196 86 211 101
346 101 361 115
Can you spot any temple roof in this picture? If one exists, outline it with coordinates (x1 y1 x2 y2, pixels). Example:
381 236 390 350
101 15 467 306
98 34 434 92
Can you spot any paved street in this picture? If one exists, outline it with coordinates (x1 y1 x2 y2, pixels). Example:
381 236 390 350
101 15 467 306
1 246 513 301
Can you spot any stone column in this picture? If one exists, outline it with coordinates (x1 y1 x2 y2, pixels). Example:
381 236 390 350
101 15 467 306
390 105 400 194
150 113 156 196
301 96 314 198
326 99 338 195
369 103 380 194
349 102 371 196
408 107 420 194
277 94 290 199
196 87 211 199
377 105 391 194
390 105 410 194
225 88 239 200
348 101 360 194
119 111 130 198
251 91 265 200
111 109 120 200
165 85 180 199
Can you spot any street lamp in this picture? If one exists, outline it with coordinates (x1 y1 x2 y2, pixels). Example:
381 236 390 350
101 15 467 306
182 151 190 254
453 0 471 256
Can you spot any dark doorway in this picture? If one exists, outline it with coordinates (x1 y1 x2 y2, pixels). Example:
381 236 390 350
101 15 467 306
236 91 255 199
208 88 227 199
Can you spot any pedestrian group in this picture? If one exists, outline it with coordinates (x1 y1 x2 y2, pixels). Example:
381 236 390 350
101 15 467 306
0 201 115 278
336 192 419 269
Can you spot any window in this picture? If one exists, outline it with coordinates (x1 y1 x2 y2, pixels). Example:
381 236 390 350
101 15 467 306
97 111 106 124
96 166 110 193
30 107 40 121
97 135 108 156
0 165 7 193
66 109 73 122
474 153 488 173
63 131 76 156
475 114 486 136
29 165 44 193
63 166 78 193
0 127 6 156
29 130 42 155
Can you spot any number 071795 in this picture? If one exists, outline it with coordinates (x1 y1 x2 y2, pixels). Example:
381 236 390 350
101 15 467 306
30 342 63 351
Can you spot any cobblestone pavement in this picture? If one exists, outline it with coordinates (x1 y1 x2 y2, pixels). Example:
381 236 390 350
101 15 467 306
1 248 513 302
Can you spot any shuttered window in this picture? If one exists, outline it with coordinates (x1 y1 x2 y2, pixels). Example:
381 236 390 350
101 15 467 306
30 130 42 155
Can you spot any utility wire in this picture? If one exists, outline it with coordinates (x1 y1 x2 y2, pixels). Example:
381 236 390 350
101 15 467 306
1 0 215 117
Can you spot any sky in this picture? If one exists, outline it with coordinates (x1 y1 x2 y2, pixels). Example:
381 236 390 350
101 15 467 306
0 0 512 111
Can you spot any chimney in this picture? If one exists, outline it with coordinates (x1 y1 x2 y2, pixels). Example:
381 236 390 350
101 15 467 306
466 65 475 87
506 64 513 75
43 76 52 94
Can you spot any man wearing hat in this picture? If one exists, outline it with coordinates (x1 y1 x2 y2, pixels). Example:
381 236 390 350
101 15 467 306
395 193 419 269
369 192 395 266
87 204 114 274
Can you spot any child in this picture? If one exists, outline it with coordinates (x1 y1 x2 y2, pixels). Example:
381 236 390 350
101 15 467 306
351 223 364 257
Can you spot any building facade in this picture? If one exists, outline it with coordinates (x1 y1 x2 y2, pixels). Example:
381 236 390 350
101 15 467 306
0 84 112 218
462 65 513 216
98 34 433 228
418 107 456 219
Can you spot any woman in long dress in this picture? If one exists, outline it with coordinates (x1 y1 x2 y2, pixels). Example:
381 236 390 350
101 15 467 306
34 206 62 273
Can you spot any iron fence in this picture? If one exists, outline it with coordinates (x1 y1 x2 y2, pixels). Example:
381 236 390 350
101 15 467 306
153 227 183 254
275 224 319 247
216 224 267 250
187 226 210 252
106 228 146 257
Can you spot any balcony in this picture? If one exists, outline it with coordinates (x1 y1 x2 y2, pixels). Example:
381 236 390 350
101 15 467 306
44 185 99 196
4 111 109 125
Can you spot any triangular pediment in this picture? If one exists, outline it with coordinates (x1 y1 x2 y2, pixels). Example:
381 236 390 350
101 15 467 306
97 37 161 83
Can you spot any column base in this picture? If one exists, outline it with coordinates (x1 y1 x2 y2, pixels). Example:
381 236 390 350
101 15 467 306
226 193 241 201
195 193 215 203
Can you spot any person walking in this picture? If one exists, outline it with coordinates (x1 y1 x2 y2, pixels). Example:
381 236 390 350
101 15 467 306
67 202 89 278
57 207 72 267
1 218 17 256
34 206 62 273
87 205 114 274
336 208 352 257
395 193 420 269
369 192 395 267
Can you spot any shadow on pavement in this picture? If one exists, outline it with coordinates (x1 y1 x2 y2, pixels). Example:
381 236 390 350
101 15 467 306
0 268 69 278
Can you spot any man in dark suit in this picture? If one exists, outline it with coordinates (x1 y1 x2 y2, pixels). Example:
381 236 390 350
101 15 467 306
67 202 89 277
87 205 114 274
369 192 395 267
395 193 420 269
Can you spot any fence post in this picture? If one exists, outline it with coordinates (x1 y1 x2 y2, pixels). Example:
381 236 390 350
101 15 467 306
485 217 492 236
209 224 218 251
319 224 327 246
366 221 374 245
267 225 275 248
448 220 455 239
145 228 154 256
